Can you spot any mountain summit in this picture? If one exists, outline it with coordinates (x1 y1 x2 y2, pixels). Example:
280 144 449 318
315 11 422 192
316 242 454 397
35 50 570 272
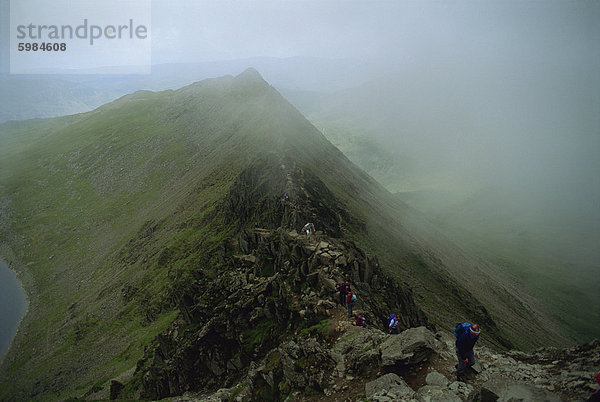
0 70 572 399
236 66 268 82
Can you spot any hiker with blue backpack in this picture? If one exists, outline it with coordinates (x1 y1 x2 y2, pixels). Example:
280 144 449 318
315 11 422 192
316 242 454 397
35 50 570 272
388 313 400 334
454 322 480 382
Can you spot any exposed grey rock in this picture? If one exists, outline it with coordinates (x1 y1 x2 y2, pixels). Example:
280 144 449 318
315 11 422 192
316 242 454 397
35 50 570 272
276 338 335 391
471 361 483 373
426 371 449 387
365 373 415 400
336 329 386 375
381 326 437 367
478 375 562 401
449 381 461 392
417 384 462 402
466 386 500 402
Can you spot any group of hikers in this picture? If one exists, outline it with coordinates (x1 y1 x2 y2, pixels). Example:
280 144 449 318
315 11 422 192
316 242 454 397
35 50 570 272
335 280 483 382
258 193 600 394
334 281 356 317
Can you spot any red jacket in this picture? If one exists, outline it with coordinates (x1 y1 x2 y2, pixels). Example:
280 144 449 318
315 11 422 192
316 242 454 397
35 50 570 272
346 292 355 304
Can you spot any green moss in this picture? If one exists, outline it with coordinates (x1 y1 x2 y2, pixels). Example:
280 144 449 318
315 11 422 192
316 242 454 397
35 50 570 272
264 350 281 372
278 381 291 395
294 356 307 370
260 262 275 277
230 381 248 398
298 319 330 339
243 319 279 353
303 386 321 396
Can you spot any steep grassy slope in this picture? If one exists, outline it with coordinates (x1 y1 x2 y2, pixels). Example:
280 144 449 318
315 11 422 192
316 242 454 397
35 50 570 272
0 69 569 399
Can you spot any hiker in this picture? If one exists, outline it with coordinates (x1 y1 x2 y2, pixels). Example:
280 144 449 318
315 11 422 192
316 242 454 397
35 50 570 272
302 222 316 236
253 221 260 229
354 314 367 328
454 322 480 382
388 313 400 334
346 291 356 317
589 372 600 401
335 282 349 306
282 191 289 201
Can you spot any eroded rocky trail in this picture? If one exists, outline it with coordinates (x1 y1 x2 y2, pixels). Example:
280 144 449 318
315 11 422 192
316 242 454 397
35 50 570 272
112 227 599 401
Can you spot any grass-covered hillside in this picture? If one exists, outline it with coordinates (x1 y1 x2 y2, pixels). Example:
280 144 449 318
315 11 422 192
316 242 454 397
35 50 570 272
0 69 570 399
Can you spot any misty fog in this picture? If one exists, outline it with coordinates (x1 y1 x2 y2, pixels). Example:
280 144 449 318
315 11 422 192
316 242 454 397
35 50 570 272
1 0 598 336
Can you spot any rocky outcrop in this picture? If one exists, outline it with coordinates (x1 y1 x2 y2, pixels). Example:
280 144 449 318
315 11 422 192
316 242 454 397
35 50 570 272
366 373 415 401
381 326 438 367
129 227 430 399
468 376 562 402
122 210 599 401
245 338 336 399
221 155 361 238
164 322 599 402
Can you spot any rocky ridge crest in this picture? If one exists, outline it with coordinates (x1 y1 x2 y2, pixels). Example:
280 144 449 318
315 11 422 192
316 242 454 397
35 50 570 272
111 225 600 401
126 226 429 399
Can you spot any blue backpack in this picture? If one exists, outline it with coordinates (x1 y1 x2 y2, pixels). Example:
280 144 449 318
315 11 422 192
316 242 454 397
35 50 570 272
454 322 471 338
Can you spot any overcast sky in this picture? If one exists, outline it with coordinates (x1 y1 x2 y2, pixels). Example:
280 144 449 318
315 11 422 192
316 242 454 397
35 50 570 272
144 0 599 67
149 1 596 63
1 0 598 70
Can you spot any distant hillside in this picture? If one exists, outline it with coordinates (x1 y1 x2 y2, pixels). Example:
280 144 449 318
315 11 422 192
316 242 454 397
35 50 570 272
284 64 600 343
396 185 600 343
0 69 569 399
0 76 119 122
0 57 381 123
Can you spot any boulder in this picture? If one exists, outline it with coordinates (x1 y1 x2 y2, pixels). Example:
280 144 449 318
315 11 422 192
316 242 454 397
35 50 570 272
365 373 415 400
472 375 562 402
471 361 483 373
381 326 437 367
466 386 500 402
426 371 449 387
417 385 462 402
335 330 387 375
275 339 335 391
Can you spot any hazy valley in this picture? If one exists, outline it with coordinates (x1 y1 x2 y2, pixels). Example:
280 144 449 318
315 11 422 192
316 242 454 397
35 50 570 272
282 60 600 344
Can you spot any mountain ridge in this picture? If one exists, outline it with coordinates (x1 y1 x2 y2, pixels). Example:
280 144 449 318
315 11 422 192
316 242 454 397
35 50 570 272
0 69 573 399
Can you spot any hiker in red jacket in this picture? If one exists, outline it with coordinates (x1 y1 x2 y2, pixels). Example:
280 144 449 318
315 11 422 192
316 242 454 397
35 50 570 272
346 291 356 317
354 314 367 328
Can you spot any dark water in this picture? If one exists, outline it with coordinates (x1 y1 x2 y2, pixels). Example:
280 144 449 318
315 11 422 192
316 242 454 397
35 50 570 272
0 260 27 362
